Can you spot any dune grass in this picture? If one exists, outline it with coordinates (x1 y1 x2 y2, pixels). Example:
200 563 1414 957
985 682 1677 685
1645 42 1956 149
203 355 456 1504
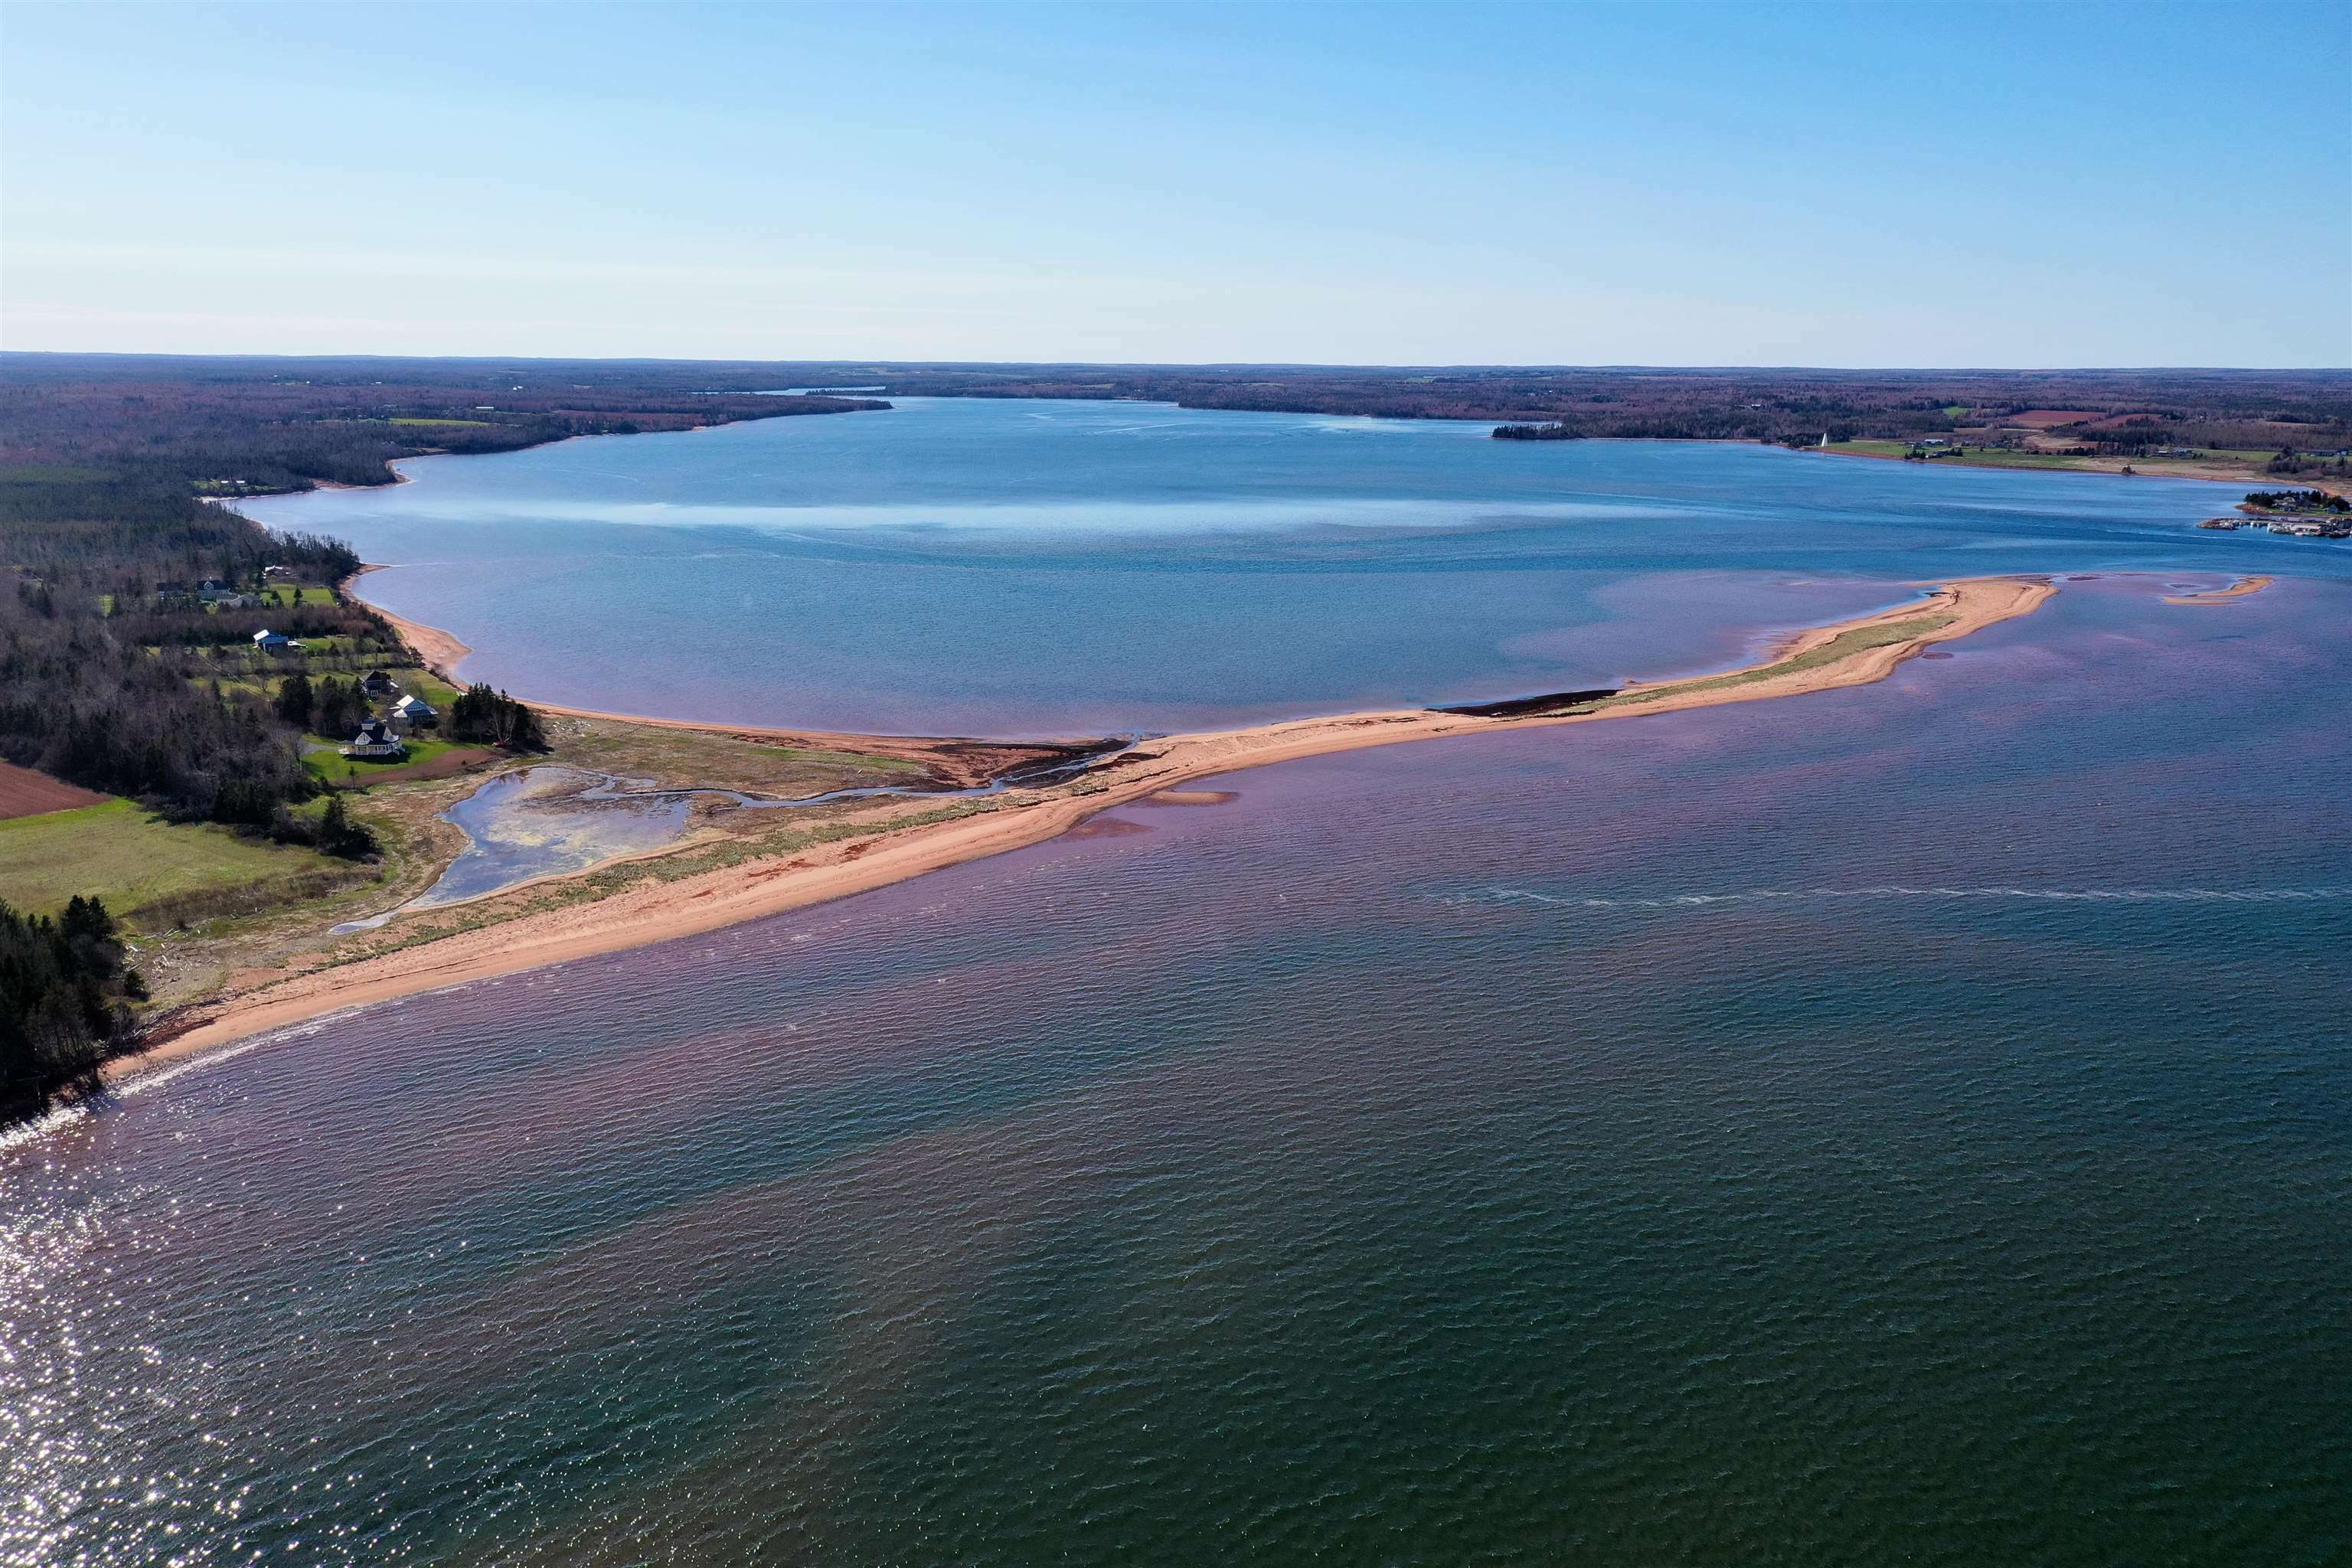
1596 614 1954 709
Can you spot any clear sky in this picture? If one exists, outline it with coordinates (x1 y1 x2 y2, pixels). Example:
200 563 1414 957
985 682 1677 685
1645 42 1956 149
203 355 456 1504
4 1 2345 367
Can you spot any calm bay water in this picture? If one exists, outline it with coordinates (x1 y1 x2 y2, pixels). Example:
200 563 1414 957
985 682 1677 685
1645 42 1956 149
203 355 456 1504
232 397 2330 735
5 574 2348 1565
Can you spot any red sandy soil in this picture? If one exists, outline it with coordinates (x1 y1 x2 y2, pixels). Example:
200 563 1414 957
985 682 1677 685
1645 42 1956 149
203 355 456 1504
0 760 109 821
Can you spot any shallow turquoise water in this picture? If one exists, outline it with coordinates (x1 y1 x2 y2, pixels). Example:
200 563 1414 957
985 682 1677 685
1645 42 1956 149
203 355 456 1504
234 397 2332 734
5 575 2347 1565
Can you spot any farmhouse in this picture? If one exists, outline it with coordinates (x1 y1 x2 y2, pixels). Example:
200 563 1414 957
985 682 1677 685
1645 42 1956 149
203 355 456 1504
339 717 407 760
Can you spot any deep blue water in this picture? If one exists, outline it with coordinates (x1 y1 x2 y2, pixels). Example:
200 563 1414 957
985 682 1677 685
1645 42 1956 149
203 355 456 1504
234 397 2331 734
4 573 2347 1566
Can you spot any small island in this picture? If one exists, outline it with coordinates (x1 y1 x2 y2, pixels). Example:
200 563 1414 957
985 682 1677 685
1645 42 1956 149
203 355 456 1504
1491 421 1580 441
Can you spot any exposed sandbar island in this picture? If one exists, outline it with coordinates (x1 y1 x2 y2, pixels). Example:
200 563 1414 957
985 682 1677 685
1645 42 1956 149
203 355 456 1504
142 576 2054 1076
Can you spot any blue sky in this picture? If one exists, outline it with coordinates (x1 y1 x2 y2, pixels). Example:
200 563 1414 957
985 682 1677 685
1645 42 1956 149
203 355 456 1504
4 1 2345 366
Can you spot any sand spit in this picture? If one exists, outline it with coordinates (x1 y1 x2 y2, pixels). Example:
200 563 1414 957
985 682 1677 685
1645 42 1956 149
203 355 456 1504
2162 575 2274 606
133 577 2053 1080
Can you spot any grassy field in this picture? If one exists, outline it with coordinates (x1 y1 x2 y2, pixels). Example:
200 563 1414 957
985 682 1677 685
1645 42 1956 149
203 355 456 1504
754 744 929 774
0 799 348 923
1820 440 2086 469
550 715 941 796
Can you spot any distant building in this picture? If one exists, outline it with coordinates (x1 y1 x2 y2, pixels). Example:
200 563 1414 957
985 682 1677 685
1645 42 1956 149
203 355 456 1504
391 694 439 727
263 565 294 579
252 629 292 652
340 717 407 760
362 670 402 697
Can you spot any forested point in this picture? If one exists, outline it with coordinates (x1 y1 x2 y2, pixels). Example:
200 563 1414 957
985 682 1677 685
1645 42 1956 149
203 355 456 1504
0 896 146 1123
1491 422 1580 440
449 683 547 751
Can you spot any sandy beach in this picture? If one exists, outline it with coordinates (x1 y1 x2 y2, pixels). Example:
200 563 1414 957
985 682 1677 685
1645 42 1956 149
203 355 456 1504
133 576 2053 1079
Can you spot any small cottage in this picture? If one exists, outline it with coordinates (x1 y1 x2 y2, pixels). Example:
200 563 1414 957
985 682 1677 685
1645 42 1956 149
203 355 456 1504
252 629 292 653
362 670 403 697
340 717 407 760
392 694 439 727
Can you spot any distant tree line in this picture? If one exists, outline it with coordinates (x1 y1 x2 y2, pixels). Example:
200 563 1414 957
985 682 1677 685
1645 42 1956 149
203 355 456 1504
1491 422 1582 441
2244 488 2350 514
1 896 145 1123
782 362 2350 452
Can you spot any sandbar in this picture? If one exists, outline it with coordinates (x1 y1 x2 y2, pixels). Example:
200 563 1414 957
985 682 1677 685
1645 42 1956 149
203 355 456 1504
2162 575 2273 605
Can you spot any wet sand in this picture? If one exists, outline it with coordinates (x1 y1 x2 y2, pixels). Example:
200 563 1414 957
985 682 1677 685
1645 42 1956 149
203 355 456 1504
135 577 2052 1079
2162 575 2273 605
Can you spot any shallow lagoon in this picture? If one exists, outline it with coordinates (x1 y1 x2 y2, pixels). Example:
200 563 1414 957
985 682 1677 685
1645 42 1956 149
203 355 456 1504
234 397 2329 735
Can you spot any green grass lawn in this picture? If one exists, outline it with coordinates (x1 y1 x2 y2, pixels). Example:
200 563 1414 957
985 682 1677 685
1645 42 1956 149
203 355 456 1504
302 730 466 785
0 799 341 922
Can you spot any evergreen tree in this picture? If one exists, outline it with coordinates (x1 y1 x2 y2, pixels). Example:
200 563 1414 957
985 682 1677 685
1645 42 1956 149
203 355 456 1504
274 671 315 728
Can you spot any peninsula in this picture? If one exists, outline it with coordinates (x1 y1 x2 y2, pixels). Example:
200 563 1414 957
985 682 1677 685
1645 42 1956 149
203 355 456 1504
136 575 2053 1076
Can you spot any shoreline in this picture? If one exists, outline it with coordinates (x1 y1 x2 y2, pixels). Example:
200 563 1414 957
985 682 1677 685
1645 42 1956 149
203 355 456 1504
348 573 1109 787
1803 443 2341 496
127 575 2055 1083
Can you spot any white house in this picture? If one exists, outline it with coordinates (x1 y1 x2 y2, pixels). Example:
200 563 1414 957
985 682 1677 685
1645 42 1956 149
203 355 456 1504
340 717 407 760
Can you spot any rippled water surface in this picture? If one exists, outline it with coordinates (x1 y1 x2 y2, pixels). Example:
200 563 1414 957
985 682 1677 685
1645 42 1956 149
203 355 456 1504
6 577 2347 1565
230 397 2341 734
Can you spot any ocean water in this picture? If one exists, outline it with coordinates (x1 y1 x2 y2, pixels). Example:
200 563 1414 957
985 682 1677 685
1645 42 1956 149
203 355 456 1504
231 397 2336 735
5 575 2347 1566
